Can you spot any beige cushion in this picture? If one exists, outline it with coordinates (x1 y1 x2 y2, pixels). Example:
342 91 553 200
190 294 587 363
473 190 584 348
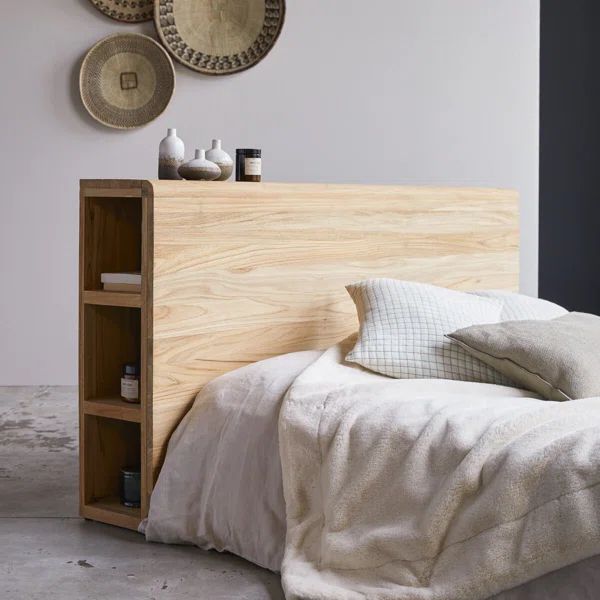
447 312 600 401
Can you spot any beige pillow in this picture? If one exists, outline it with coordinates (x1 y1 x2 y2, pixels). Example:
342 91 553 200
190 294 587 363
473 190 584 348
447 312 600 401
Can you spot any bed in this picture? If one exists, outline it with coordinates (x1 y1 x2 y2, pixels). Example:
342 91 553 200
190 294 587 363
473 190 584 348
94 182 600 598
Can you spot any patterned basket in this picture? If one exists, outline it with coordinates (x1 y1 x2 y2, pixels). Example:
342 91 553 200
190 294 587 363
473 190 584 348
79 34 175 129
155 0 286 75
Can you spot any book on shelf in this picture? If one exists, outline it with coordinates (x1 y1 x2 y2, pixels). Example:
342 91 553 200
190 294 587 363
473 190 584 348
101 272 141 293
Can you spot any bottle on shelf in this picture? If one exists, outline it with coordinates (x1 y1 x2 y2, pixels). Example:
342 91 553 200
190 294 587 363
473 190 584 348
121 363 140 403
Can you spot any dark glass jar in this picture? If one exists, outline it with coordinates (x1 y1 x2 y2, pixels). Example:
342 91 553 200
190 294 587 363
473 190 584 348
120 466 141 508
236 149 262 182
121 362 140 404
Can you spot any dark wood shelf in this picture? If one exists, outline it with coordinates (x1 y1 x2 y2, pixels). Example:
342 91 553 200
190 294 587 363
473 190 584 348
82 496 141 531
83 397 141 423
83 290 141 308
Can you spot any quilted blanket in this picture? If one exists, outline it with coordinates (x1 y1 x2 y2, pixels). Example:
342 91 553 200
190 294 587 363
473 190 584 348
279 343 600 599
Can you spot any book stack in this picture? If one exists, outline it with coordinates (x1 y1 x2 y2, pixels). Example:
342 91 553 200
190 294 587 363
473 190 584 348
101 272 142 293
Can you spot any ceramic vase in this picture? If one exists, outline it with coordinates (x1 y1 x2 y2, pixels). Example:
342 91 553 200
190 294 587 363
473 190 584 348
206 139 234 181
178 149 221 181
158 128 185 180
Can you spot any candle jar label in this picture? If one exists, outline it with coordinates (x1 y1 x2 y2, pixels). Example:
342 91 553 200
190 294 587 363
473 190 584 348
245 158 262 176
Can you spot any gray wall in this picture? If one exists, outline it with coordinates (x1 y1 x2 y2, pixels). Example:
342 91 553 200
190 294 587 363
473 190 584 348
0 0 540 384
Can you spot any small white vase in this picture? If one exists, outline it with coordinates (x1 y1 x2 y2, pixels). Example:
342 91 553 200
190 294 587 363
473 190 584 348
206 139 233 181
178 149 221 181
158 128 185 180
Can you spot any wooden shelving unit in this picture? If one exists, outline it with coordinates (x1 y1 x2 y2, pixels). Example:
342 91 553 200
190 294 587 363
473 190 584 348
79 181 150 531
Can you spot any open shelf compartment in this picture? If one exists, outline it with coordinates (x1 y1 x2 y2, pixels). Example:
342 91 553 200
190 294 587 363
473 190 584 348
82 415 141 530
82 303 142 422
82 195 142 292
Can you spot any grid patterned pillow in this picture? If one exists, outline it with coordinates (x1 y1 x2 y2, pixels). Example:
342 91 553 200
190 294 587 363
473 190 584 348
469 290 567 321
345 279 512 384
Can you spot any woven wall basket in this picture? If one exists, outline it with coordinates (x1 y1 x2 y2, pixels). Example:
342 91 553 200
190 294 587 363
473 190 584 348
88 0 154 23
80 34 175 129
155 0 286 75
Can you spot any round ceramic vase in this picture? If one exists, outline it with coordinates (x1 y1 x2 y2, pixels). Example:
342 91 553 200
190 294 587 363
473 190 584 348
206 139 234 181
158 129 185 180
178 149 221 181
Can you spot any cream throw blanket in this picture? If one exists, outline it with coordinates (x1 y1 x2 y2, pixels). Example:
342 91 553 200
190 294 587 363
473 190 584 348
279 342 600 599
146 340 600 599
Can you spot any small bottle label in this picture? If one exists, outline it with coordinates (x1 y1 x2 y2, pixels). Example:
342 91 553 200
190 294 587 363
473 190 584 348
245 157 262 176
121 378 139 401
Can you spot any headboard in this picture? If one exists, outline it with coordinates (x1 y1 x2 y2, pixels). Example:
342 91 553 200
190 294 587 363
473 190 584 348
77 179 517 500
147 181 518 479
79 180 518 512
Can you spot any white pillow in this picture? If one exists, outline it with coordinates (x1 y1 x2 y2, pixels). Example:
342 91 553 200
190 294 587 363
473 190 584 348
469 290 567 321
345 279 512 384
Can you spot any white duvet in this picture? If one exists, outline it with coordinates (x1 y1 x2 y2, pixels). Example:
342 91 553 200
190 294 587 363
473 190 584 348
144 338 600 600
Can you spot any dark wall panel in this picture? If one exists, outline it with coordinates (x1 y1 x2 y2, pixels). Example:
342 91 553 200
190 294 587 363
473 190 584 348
539 1 600 312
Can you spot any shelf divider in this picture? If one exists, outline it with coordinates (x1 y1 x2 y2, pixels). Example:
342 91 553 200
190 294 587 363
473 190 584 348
83 290 141 308
84 397 141 423
82 496 141 531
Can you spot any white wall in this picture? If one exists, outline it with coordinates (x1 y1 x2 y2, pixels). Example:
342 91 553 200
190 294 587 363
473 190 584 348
0 0 539 384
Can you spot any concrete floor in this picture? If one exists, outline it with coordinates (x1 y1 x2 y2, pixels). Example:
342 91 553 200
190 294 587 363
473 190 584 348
0 386 284 600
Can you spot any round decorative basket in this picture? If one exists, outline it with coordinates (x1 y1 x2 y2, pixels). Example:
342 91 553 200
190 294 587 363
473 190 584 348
88 0 154 23
80 34 175 129
155 0 286 75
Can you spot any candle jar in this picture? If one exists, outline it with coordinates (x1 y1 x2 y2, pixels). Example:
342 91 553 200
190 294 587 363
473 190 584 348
121 363 140 403
120 466 141 508
236 149 262 182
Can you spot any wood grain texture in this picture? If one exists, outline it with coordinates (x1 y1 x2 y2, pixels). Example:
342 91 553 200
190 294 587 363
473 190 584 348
148 181 519 479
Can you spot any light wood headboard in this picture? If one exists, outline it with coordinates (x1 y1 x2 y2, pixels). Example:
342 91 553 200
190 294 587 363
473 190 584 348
149 182 518 474
80 180 519 515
